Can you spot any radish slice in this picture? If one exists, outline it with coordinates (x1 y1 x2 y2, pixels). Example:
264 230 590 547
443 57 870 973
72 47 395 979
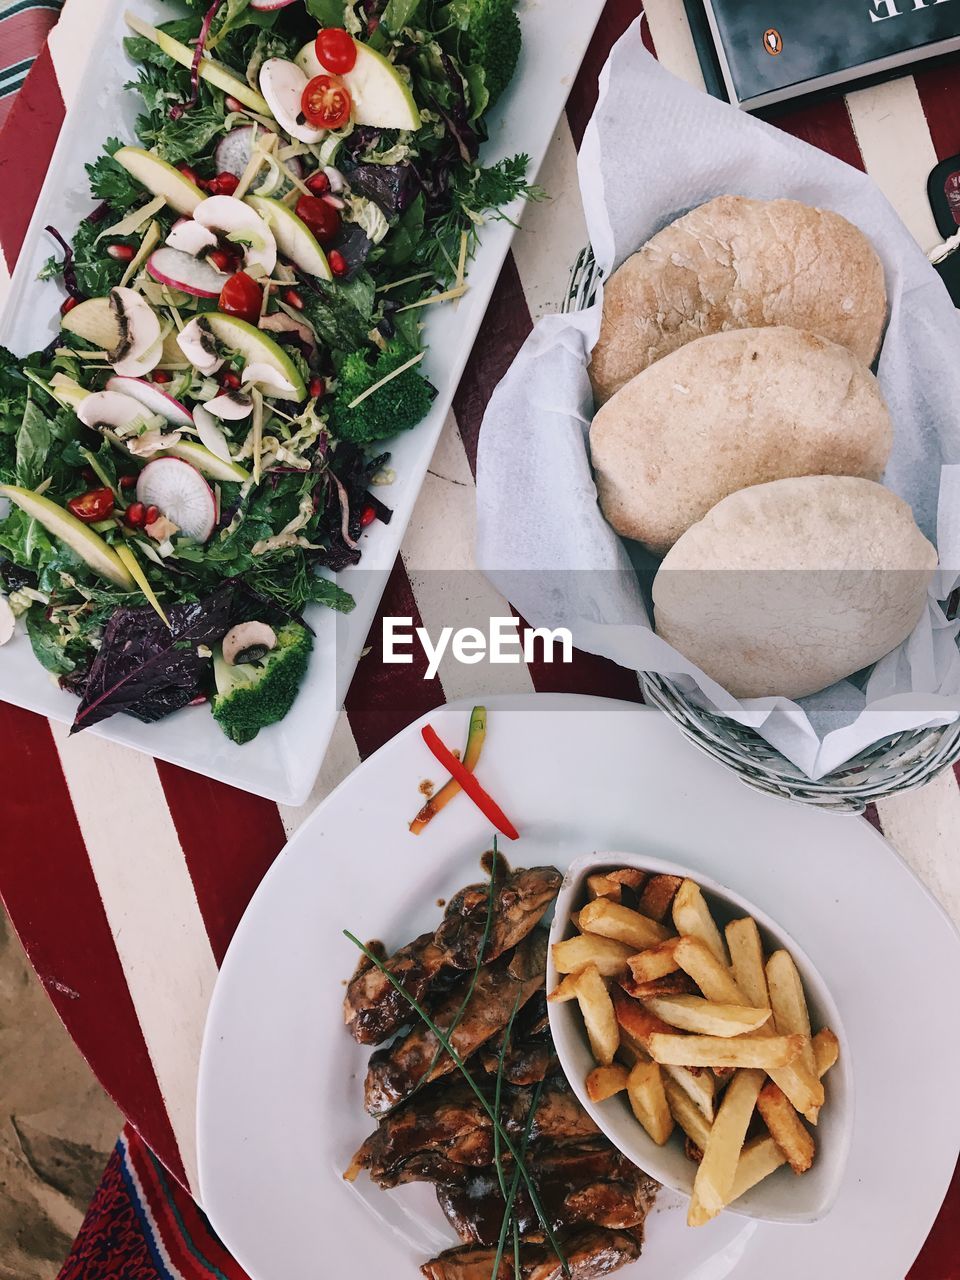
136 458 217 542
148 246 229 299
106 376 194 428
193 405 234 463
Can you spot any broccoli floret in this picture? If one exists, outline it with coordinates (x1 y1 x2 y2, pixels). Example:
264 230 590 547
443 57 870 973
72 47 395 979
212 622 312 745
463 0 522 107
328 345 434 445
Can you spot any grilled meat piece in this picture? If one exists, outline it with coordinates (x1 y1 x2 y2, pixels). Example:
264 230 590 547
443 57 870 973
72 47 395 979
435 1141 658 1247
344 932 450 1045
350 1075 600 1188
436 865 562 969
365 931 547 1115
480 1036 559 1086
420 1227 643 1280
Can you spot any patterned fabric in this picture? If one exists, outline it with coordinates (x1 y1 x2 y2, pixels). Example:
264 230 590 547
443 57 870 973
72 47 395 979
0 2 959 1278
58 1127 251 1280
0 0 62 129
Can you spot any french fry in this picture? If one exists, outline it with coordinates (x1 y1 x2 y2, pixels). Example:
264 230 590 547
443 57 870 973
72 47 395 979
620 970 697 1001
647 1032 803 1070
575 963 619 1066
587 873 623 903
725 917 769 1009
638 874 684 922
607 868 649 892
688 1069 765 1226
662 1063 717 1123
579 898 672 950
757 1081 815 1174
728 1135 787 1203
552 934 633 978
674 937 746 1004
547 972 582 1004
586 1063 630 1103
673 880 729 966
767 1059 825 1124
615 1027 647 1066
766 950 817 1080
627 1060 674 1145
627 938 682 984
664 1077 713 1151
813 1028 840 1078
612 988 673 1047
643 995 772 1038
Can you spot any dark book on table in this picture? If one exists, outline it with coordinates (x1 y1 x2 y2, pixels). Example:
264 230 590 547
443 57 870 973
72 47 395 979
682 0 960 110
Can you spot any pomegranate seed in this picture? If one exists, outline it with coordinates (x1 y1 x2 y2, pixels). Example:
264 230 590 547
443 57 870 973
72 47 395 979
178 164 201 185
329 249 348 277
107 243 136 262
144 505 160 526
189 694 209 707
282 287 304 310
308 375 326 399
208 249 233 273
210 171 240 196
360 504 377 528
81 466 98 484
60 296 79 315
151 369 172 384
306 171 330 196
220 370 241 390
225 96 245 114
368 16 380 32
119 474 138 490
125 502 146 528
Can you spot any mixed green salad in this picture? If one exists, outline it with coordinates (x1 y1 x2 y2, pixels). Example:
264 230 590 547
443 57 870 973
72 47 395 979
0 0 539 744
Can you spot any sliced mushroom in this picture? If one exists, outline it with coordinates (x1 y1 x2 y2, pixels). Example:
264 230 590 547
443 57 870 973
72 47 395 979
222 621 278 666
178 316 224 375
166 219 219 256
204 391 254 421
109 288 161 366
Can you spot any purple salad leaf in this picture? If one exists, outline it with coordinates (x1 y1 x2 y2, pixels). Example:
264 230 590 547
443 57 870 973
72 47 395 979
70 582 236 732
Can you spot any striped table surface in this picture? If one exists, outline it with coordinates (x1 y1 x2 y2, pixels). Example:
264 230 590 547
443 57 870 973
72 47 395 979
1 1 959 1274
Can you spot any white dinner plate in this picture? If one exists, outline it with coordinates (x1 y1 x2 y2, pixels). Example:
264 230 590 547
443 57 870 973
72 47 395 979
0 0 605 805
197 694 960 1280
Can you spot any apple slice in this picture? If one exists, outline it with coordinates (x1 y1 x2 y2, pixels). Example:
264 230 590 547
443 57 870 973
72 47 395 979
161 440 250 484
295 40 421 130
106 376 194 428
114 543 169 625
114 146 205 216
244 194 332 279
0 485 134 589
137 458 217 542
124 13 271 116
147 246 229 299
204 312 307 402
61 296 123 351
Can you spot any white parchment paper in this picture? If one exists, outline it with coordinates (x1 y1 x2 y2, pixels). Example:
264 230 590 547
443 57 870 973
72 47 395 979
476 24 960 779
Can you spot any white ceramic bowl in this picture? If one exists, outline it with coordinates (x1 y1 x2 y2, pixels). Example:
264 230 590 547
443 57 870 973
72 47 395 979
547 851 854 1226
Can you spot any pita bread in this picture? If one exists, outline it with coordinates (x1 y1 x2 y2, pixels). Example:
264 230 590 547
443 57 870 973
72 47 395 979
652 476 937 700
590 327 892 554
590 195 887 404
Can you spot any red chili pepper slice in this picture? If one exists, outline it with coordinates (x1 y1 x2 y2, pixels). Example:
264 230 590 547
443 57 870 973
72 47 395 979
420 724 519 840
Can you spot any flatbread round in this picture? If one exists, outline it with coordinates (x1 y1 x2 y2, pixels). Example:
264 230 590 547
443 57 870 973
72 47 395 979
590 327 893 554
590 195 887 405
652 476 937 700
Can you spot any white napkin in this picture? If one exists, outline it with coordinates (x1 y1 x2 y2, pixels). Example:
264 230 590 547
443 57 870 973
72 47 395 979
476 23 960 780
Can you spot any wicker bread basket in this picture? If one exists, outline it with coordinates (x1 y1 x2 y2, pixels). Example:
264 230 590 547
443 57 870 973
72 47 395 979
566 247 960 813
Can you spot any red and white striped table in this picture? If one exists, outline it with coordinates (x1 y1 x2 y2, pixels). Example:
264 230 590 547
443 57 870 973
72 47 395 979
1 2 959 1274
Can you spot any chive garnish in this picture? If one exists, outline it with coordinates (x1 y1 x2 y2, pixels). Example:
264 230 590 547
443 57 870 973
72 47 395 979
491 1078 545 1280
343 931 569 1276
492 991 523 1204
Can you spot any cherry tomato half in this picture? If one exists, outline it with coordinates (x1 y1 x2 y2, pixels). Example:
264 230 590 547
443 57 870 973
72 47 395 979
315 27 357 75
295 194 342 245
67 487 114 524
302 74 352 130
218 271 263 325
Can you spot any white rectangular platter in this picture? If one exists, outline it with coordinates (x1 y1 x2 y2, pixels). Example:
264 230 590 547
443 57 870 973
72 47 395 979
0 0 605 805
